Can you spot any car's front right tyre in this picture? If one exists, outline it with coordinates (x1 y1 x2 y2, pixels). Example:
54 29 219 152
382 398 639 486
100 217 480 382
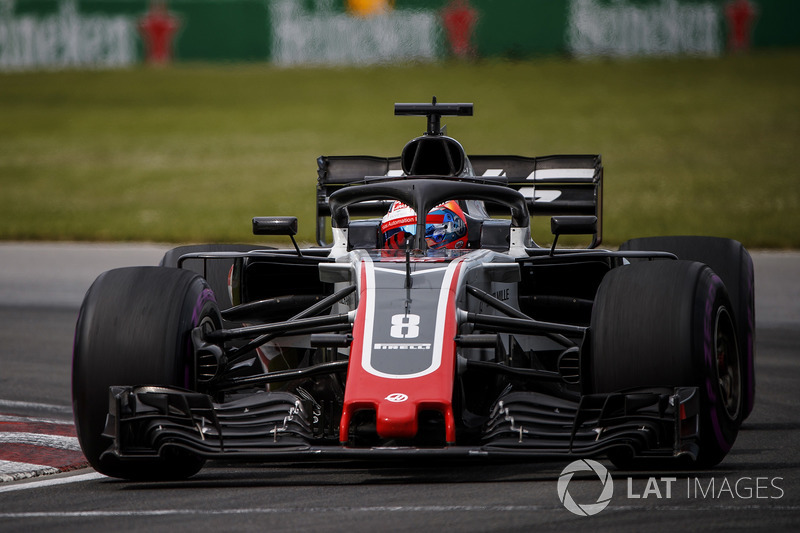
72 266 219 480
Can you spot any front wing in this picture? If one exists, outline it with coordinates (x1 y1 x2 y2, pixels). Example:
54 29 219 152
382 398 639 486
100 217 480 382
101 385 701 463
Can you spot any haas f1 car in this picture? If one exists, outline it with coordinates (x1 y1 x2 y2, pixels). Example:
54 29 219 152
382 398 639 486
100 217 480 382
73 101 755 480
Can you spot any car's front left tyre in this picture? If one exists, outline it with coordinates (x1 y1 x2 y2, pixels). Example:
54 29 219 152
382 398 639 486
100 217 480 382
72 266 219 480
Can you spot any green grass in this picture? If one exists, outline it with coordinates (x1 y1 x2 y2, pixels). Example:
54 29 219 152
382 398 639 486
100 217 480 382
1 50 799 248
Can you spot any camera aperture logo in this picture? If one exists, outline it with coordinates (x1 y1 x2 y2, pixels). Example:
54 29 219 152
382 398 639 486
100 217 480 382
557 459 614 516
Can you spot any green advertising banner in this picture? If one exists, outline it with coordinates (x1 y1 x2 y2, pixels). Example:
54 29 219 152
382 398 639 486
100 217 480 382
1 0 797 70
0 0 272 69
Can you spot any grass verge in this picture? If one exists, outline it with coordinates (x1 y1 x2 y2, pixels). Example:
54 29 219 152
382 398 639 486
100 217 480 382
1 50 798 248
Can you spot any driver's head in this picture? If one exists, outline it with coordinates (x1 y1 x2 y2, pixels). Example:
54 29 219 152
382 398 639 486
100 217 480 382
381 200 468 250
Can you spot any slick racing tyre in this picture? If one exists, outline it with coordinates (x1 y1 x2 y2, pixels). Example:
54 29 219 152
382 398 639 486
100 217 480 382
72 266 221 480
620 236 755 420
591 261 742 468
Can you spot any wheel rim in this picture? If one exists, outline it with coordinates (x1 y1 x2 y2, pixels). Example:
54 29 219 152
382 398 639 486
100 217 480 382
715 307 741 421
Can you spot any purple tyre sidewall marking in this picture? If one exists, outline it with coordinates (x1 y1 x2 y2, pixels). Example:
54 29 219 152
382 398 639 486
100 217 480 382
184 286 217 388
192 288 217 325
703 273 733 454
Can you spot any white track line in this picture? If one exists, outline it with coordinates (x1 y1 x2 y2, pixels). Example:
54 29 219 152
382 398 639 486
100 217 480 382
0 461 58 475
0 504 798 517
0 472 105 493
0 399 72 416
0 414 74 425
0 432 81 451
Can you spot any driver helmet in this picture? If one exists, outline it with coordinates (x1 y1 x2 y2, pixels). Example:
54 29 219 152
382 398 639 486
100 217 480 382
381 200 468 250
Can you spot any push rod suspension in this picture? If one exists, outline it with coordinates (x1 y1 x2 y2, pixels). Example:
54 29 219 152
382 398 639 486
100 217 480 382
218 360 349 390
226 285 357 360
462 310 586 336
465 285 578 347
206 312 354 342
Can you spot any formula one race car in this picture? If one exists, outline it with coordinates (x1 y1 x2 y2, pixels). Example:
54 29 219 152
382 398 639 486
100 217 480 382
72 100 755 480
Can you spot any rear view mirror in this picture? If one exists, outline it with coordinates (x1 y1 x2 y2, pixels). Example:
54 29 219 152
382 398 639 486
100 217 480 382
549 216 597 255
252 216 298 236
550 216 597 236
252 216 302 256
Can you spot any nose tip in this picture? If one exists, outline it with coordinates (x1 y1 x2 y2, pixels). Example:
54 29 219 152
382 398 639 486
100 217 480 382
376 399 419 439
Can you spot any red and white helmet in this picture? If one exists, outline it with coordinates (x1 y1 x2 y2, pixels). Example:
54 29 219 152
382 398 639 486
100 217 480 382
381 200 468 250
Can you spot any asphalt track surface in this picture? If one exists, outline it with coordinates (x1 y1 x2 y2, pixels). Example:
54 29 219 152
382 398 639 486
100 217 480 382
0 243 798 532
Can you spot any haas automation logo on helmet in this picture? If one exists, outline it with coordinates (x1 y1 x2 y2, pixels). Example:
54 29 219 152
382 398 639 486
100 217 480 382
381 200 468 250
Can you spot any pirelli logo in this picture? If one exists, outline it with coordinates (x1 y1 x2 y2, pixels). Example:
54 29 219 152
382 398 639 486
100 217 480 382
374 343 432 350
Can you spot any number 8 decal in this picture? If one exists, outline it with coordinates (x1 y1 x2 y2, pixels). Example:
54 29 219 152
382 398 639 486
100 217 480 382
390 314 420 339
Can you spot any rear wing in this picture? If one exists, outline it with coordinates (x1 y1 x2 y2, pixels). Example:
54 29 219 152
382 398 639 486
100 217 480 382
316 154 602 247
316 156 402 245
